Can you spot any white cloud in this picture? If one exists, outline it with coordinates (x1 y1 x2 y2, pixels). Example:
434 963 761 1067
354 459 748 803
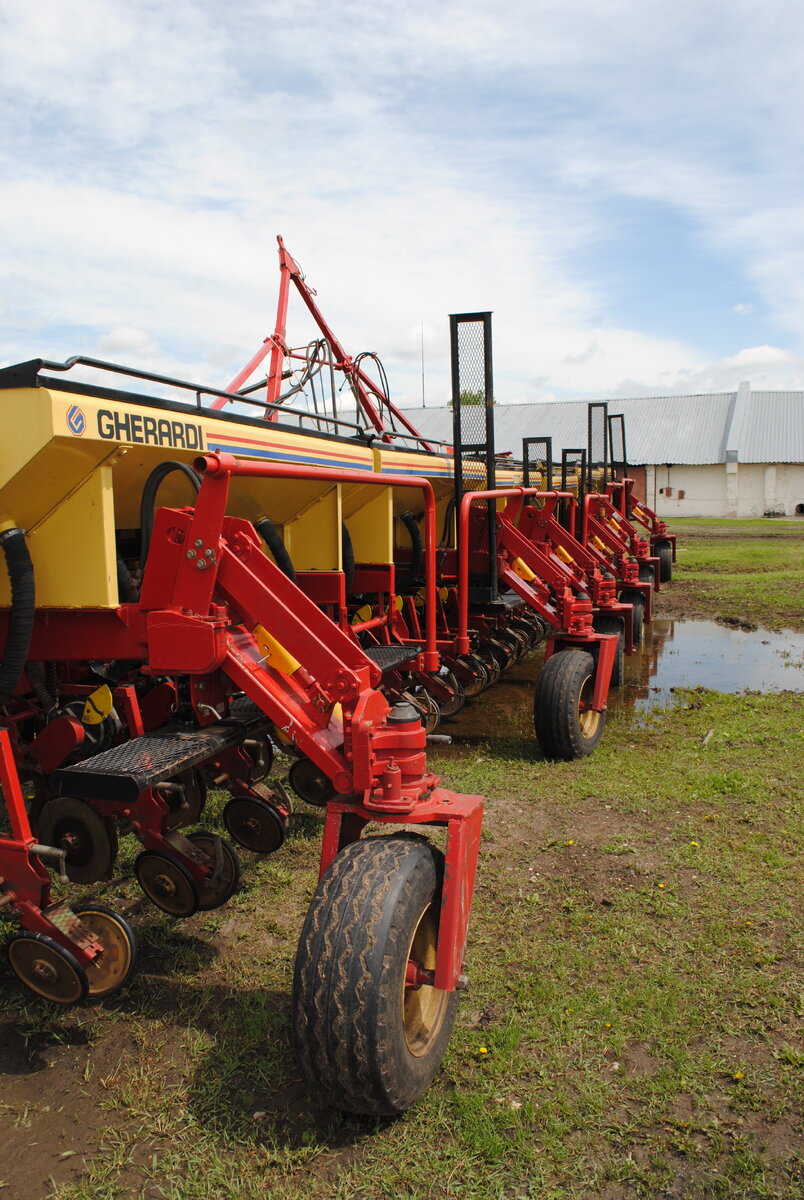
0 0 803 407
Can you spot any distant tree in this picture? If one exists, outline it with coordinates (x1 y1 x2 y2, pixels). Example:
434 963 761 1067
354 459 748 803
449 388 491 407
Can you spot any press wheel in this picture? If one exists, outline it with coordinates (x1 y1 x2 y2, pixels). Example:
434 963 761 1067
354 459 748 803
223 795 287 853
73 905 137 997
135 851 199 917
288 757 337 808
36 797 117 884
187 833 241 909
6 931 89 1004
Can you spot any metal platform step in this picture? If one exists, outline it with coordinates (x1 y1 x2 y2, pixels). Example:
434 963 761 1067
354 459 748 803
361 644 422 672
53 719 254 806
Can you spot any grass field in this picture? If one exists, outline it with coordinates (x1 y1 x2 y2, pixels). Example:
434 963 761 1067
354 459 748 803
660 519 804 631
0 521 801 1200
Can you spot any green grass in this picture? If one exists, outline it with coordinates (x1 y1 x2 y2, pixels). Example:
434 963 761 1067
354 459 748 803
1 523 802 1199
661 519 804 630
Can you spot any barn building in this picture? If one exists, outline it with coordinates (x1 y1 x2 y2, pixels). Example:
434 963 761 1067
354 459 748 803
400 382 804 519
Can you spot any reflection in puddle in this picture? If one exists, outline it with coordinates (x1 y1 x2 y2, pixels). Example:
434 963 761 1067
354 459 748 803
616 618 804 712
445 619 804 741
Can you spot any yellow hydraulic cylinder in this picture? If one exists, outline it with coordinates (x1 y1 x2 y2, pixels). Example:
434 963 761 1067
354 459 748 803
253 624 301 676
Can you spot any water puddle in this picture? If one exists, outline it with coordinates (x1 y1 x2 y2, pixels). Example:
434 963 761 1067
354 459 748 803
615 618 804 712
444 619 804 742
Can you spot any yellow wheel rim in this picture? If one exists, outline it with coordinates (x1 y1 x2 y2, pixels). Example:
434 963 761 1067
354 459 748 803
402 902 450 1057
578 674 601 740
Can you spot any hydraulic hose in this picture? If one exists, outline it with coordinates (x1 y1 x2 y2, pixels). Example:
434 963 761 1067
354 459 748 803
138 461 202 571
341 523 355 597
400 511 423 590
254 516 296 583
0 528 35 708
27 661 55 712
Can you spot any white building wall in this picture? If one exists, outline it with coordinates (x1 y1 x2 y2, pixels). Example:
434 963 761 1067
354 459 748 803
646 463 804 518
650 464 728 518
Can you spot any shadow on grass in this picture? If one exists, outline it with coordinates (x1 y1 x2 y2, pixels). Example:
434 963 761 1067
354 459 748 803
123 969 390 1155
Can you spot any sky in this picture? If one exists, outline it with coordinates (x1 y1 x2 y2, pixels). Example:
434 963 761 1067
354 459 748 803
1 0 804 408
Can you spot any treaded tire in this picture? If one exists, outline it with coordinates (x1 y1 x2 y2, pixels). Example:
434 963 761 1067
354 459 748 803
534 649 606 760
292 833 458 1116
638 562 655 585
657 541 673 582
592 613 624 687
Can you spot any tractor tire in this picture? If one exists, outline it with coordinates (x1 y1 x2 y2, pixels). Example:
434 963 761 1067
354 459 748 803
638 562 655 585
619 589 645 647
533 648 606 760
592 613 624 687
292 834 458 1116
657 541 673 582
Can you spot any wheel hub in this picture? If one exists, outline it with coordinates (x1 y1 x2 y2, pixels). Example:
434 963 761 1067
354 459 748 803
32 957 59 984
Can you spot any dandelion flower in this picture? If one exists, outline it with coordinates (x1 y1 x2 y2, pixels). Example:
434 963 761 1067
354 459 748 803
479 1046 488 1055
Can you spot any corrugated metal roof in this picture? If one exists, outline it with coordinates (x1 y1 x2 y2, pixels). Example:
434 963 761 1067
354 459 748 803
399 387 804 465
400 393 736 465
739 392 804 463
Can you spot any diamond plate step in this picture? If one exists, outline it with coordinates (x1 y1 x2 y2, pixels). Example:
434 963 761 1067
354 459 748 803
52 718 256 806
361 644 422 672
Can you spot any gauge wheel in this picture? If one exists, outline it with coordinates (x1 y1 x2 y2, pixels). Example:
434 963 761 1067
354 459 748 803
187 833 241 910
6 931 89 1004
619 589 645 647
161 768 207 832
72 905 137 998
223 795 287 853
457 656 488 698
135 851 200 917
410 690 440 734
534 648 606 760
435 670 465 719
293 834 458 1116
36 797 117 884
592 612 625 687
486 638 515 672
479 652 501 689
657 541 673 582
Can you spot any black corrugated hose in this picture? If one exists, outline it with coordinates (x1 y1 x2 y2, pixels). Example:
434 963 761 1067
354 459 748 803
0 528 35 708
400 511 423 590
254 517 297 583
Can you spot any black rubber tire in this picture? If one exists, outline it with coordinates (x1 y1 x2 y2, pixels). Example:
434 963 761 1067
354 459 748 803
592 613 624 687
534 649 606 761
187 833 241 910
638 562 655 585
6 931 89 1004
620 589 645 647
72 905 137 998
292 834 458 1116
657 541 673 583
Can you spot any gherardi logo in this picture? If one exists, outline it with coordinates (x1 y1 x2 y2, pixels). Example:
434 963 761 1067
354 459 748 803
97 409 204 450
